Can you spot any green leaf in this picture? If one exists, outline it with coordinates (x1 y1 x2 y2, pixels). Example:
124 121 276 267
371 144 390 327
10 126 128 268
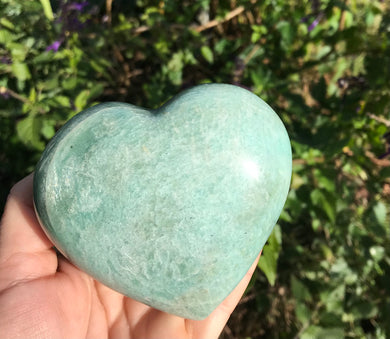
62 77 78 90
251 24 267 43
301 326 344 339
32 52 55 64
291 276 312 302
301 326 322 339
0 18 15 30
279 209 293 222
296 302 311 324
0 29 14 45
16 115 44 150
74 90 91 112
89 83 105 100
38 77 59 92
314 169 335 192
201 46 214 64
90 60 105 74
258 225 282 285
369 246 385 262
310 189 336 223
9 42 28 62
373 201 387 227
39 0 54 21
329 258 350 276
320 243 334 261
214 39 229 55
322 284 345 315
11 62 31 81
54 95 71 108
166 52 184 85
29 87 36 103
350 300 378 319
319 312 344 327
41 119 56 139
276 21 294 51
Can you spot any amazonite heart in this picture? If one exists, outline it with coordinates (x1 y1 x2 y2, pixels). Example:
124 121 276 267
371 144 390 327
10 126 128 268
33 84 291 320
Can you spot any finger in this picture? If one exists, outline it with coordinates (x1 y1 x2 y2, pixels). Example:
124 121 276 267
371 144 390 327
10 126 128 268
93 280 128 330
0 174 53 256
133 308 188 339
123 297 152 330
188 252 261 339
86 283 109 339
0 174 57 290
95 281 173 338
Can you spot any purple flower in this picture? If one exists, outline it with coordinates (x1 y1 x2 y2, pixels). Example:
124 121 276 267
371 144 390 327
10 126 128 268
55 1 90 32
301 16 309 23
301 1 324 33
0 56 12 64
68 1 89 12
308 16 321 32
46 40 62 52
45 1 92 54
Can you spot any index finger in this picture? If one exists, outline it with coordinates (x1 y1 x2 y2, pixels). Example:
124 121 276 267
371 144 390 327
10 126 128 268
0 174 57 290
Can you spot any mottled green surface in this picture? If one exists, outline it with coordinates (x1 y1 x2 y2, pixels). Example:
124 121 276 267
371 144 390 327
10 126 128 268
34 84 292 319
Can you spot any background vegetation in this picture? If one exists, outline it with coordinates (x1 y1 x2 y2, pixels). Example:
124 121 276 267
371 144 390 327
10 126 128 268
1 0 389 338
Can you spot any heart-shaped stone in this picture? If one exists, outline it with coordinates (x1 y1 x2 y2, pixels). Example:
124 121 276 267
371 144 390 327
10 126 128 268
33 84 291 320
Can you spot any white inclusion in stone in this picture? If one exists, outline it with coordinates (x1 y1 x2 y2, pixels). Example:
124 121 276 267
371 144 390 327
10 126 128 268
241 158 261 181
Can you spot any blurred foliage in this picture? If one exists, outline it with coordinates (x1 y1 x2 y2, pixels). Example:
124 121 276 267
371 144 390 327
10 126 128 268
1 0 390 338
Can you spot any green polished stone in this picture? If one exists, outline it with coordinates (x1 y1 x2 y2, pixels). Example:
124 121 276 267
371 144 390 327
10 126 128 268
33 83 292 320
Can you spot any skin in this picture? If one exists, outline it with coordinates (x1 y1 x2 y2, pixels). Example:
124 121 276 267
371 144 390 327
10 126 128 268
0 174 260 339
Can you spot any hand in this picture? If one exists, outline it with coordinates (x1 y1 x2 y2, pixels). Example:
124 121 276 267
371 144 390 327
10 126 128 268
0 174 260 339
